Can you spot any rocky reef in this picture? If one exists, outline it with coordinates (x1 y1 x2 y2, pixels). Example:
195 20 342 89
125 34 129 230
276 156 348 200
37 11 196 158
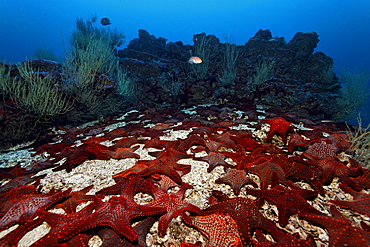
0 29 342 151
118 29 340 119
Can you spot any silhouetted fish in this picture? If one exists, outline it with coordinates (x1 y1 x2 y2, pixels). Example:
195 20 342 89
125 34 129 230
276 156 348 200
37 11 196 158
101 17 111 26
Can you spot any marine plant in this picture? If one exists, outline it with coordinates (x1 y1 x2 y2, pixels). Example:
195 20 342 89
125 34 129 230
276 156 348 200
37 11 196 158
333 68 370 121
217 41 238 86
190 33 214 80
347 116 370 168
247 59 277 95
115 67 138 104
63 16 126 116
71 15 124 50
1 62 73 117
0 62 11 93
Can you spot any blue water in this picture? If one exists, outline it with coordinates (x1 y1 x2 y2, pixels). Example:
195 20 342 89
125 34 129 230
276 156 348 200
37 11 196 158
1 0 369 125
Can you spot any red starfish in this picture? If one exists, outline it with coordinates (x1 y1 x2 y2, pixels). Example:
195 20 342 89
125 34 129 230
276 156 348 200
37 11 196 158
189 126 217 137
111 136 144 148
148 147 193 161
32 201 95 246
31 142 71 156
285 161 324 194
215 168 257 195
246 183 322 226
208 132 237 149
0 173 45 194
202 195 278 246
247 161 298 189
0 185 37 214
220 145 270 170
0 215 44 246
96 217 156 247
182 212 242 246
178 134 206 152
303 142 341 160
230 134 260 151
53 148 97 172
254 228 316 246
194 151 232 172
300 205 370 246
353 167 370 189
100 145 140 159
96 175 151 200
330 182 370 217
58 195 166 243
287 133 320 153
307 158 362 190
53 185 96 214
0 187 71 230
112 162 151 180
143 136 172 149
147 182 201 237
0 164 25 179
261 116 293 144
137 157 191 184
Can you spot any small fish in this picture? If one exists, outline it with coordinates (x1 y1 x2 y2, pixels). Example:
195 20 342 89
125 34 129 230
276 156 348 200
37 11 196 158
188 56 202 64
100 17 111 26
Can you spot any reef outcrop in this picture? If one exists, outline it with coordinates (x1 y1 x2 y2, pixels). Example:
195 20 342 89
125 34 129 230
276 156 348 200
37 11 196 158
118 29 340 119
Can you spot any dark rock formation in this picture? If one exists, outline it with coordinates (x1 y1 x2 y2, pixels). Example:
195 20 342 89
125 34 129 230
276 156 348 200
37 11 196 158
117 29 340 119
0 29 343 151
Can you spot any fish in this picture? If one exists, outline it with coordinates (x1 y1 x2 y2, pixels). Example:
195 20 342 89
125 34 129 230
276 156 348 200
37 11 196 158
100 17 111 26
188 56 202 64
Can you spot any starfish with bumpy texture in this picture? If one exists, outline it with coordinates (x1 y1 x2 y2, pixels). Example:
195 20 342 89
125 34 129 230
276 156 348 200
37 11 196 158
137 157 191 184
247 161 298 190
300 205 370 246
230 134 260 151
32 202 95 247
261 116 293 144
307 158 362 190
97 217 156 247
0 185 37 215
0 188 71 230
303 142 340 160
353 167 370 189
100 145 140 159
0 215 44 246
330 182 370 217
246 182 322 226
182 212 242 247
148 147 193 161
254 228 316 247
220 145 270 170
96 175 151 200
201 195 278 246
58 195 166 243
147 182 201 237
287 133 320 153
215 168 257 195
194 152 232 172
285 161 324 194
53 185 96 214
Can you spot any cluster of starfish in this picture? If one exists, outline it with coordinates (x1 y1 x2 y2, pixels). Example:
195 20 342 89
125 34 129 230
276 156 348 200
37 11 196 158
1 102 370 246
